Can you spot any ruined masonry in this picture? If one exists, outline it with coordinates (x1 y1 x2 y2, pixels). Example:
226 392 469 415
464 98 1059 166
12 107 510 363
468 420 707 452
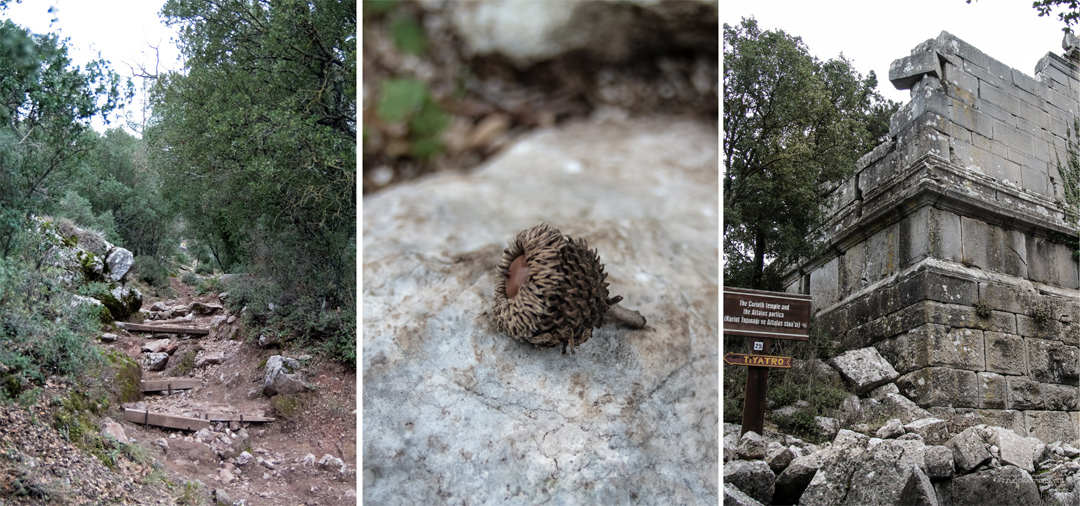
784 32 1080 443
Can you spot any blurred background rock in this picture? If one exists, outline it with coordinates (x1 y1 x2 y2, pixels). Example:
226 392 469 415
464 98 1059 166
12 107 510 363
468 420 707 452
362 0 718 194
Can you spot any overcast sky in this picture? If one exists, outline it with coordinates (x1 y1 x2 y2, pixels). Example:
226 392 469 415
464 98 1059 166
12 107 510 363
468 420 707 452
723 0 1071 105
3 0 182 134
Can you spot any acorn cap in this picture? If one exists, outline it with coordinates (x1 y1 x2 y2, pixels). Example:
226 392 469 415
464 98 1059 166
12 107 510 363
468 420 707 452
493 223 642 354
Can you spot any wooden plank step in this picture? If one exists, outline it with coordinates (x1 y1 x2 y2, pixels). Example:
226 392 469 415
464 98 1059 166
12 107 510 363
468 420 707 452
200 413 276 423
140 379 202 392
119 323 209 336
123 408 211 431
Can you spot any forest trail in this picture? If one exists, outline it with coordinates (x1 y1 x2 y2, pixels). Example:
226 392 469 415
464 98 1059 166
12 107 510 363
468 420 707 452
105 274 357 505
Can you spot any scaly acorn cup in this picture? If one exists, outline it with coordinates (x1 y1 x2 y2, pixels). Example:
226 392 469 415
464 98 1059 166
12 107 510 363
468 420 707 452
492 223 646 354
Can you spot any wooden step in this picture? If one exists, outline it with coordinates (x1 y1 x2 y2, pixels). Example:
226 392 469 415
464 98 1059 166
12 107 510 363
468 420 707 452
140 379 202 393
119 323 209 336
123 408 211 431
201 413 276 423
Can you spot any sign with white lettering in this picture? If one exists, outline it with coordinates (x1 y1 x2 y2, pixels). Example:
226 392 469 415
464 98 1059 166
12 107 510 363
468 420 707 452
723 287 811 341
724 352 793 368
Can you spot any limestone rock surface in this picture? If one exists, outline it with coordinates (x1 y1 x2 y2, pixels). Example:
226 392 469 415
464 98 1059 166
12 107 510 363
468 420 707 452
829 346 900 394
363 117 718 504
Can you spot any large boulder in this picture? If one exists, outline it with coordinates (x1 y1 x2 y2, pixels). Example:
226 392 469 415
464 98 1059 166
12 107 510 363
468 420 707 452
934 465 1041 506
362 117 717 504
105 247 134 282
723 460 774 505
800 430 930 506
263 355 311 396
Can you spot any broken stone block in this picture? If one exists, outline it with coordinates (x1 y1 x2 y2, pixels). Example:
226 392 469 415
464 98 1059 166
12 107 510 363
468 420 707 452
903 418 950 445
946 426 991 473
723 460 775 505
144 352 169 371
738 431 767 460
830 347 900 394
876 418 905 439
935 465 1040 506
195 351 226 368
141 339 172 354
889 50 943 90
924 445 955 480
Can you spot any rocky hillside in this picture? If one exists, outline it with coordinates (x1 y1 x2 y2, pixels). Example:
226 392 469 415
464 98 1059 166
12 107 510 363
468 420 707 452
0 219 356 505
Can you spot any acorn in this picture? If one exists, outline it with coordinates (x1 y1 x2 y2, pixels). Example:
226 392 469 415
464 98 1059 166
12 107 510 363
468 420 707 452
492 223 646 354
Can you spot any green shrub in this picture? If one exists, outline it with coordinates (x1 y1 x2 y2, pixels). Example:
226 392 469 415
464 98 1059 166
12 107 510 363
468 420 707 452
181 271 199 286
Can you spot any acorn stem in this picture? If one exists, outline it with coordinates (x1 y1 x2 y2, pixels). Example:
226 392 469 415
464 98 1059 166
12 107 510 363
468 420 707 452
605 303 646 329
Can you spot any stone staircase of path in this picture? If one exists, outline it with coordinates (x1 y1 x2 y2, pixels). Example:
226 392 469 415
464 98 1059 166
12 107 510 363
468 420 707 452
117 314 275 433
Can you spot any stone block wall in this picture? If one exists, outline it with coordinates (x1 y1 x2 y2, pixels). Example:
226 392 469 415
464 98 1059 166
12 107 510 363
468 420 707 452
784 32 1080 443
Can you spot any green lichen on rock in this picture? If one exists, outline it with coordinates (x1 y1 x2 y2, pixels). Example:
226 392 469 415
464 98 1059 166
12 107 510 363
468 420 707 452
104 349 142 404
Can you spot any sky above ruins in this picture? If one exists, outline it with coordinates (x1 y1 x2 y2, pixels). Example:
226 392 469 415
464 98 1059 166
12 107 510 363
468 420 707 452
723 0 1069 105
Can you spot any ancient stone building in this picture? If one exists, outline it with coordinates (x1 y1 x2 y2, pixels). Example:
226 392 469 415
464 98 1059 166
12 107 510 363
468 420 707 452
783 31 1080 443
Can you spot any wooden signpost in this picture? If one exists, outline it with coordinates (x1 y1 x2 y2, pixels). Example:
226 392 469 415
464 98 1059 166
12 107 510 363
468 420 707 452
723 287 812 436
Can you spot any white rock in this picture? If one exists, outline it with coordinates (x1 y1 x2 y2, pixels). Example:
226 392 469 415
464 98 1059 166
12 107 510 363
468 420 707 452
363 116 717 504
236 451 253 466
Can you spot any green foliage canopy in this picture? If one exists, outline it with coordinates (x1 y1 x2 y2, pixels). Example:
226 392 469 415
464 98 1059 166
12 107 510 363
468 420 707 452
149 0 356 363
723 18 899 289
0 19 132 257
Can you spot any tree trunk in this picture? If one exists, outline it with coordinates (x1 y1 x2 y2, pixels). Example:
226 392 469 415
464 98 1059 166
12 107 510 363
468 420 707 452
750 227 766 289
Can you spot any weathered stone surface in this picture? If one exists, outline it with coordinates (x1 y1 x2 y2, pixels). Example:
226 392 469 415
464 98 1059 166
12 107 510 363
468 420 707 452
144 352 169 371
1027 338 1080 385
897 367 979 408
738 431 767 460
723 483 765 506
773 452 821 506
946 426 991 473
814 417 840 441
869 382 899 401
263 355 311 396
723 460 774 505
363 117 718 504
890 50 943 90
830 347 900 394
1025 410 1079 444
924 445 954 480
801 430 930 506
934 465 1041 506
105 247 134 282
976 371 1007 409
141 339 172 354
195 351 226 368
101 420 128 444
765 443 795 474
100 333 117 342
988 426 1039 473
984 332 1026 376
903 418 950 445
881 393 933 423
877 418 905 439
897 464 938 506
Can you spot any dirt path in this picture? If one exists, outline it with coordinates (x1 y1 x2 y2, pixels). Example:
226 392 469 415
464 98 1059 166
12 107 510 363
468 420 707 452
106 274 357 505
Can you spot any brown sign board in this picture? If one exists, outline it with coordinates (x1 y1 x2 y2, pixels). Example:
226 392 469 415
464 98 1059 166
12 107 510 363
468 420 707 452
724 352 793 368
723 287 811 341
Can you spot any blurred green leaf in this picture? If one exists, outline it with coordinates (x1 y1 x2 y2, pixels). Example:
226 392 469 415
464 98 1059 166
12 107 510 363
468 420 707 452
410 98 449 138
390 16 426 56
377 78 426 124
